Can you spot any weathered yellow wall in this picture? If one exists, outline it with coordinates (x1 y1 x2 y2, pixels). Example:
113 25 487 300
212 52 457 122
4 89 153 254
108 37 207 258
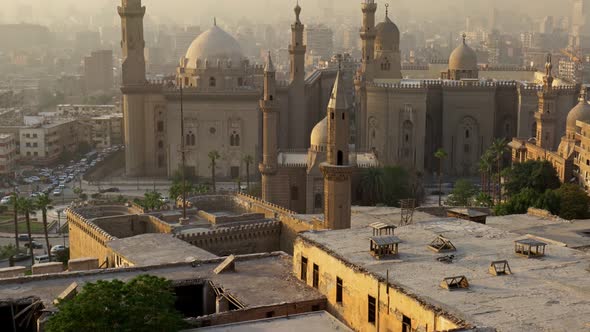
67 209 114 267
293 238 465 332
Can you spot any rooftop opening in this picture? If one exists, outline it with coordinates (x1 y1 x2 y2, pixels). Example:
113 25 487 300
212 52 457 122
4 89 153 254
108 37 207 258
213 254 236 274
427 235 456 253
369 222 397 236
440 276 469 291
514 239 547 258
370 236 401 259
489 260 512 276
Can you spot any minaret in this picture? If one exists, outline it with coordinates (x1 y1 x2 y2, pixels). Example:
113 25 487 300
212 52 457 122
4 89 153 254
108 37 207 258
289 1 306 84
288 1 308 149
535 53 558 150
360 0 378 81
118 0 146 85
118 0 147 177
259 52 280 202
320 66 353 230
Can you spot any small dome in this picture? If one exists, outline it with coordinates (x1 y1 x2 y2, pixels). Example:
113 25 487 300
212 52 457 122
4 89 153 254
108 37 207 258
566 95 590 131
449 36 478 71
185 23 243 70
310 117 328 148
375 16 400 51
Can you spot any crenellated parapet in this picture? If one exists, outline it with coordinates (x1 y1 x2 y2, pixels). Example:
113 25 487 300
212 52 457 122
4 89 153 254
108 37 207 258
66 208 117 247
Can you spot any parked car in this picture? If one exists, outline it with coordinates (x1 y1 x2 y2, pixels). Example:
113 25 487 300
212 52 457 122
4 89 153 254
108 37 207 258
18 234 30 242
24 241 43 249
53 189 62 196
34 255 50 264
50 245 67 254
0 196 12 204
100 187 120 193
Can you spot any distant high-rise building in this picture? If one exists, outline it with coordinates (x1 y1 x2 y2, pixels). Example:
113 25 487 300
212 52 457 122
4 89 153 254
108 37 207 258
570 0 590 50
304 24 334 60
540 16 554 34
84 50 114 94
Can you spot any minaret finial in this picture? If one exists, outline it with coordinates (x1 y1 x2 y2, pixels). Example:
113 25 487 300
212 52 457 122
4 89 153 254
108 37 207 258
462 33 467 44
294 0 302 23
385 3 389 17
214 17 217 26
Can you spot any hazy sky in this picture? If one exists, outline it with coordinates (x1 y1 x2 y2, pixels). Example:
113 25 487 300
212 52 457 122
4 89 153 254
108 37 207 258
0 0 577 27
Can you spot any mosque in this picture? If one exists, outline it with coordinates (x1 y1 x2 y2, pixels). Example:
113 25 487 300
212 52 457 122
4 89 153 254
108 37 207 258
119 0 583 214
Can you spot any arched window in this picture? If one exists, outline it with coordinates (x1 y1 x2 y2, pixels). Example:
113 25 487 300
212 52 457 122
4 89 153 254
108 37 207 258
465 129 470 139
190 134 196 146
209 76 216 87
314 194 323 209
158 140 164 149
230 132 240 147
290 186 299 201
337 150 343 165
531 122 537 138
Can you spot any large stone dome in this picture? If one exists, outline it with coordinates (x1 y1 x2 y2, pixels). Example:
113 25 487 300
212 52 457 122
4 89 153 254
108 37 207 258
449 37 478 71
375 15 400 51
310 117 328 149
185 24 244 69
567 93 590 131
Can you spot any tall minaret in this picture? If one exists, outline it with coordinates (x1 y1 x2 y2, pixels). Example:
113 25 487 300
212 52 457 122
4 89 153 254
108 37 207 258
535 54 557 150
259 52 280 202
118 0 146 85
288 1 308 149
289 1 306 84
360 0 378 81
118 0 147 176
321 67 353 230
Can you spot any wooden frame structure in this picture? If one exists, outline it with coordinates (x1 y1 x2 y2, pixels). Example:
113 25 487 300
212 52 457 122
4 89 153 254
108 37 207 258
514 239 547 258
370 236 401 259
489 260 512 276
427 235 456 253
400 199 416 225
440 276 469 291
369 222 397 236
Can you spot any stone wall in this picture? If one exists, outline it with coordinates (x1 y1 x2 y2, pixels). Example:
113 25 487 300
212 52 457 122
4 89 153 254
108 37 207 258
177 221 281 256
67 208 115 267
92 214 172 238
68 258 99 272
197 210 266 225
233 193 318 254
188 300 327 328
0 266 26 279
32 262 64 275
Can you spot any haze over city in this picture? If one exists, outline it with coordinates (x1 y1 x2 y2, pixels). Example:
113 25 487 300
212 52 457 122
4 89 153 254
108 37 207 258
0 0 589 331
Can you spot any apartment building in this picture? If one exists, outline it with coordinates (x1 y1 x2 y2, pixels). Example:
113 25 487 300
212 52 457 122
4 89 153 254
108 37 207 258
0 134 16 175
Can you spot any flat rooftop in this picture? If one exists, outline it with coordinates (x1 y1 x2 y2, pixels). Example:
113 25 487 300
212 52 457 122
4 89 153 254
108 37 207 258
107 233 218 266
486 214 590 250
0 253 323 311
300 218 590 331
188 311 352 332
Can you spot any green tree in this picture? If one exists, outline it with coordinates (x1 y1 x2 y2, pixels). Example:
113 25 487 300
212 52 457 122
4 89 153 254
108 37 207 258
381 166 411 207
446 179 476 206
478 150 494 197
242 155 254 191
494 188 540 216
434 148 448 206
503 160 560 197
10 194 19 250
16 197 36 266
535 189 561 215
45 275 185 332
169 181 194 201
208 150 221 192
360 167 384 205
142 191 163 210
35 194 53 260
490 138 509 203
556 184 590 220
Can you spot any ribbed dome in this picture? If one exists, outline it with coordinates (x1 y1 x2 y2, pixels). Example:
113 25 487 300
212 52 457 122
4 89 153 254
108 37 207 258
375 16 400 51
566 97 590 131
449 37 477 71
185 24 243 69
310 117 328 148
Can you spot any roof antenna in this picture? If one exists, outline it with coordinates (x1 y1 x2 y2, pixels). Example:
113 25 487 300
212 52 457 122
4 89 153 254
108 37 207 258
214 17 217 26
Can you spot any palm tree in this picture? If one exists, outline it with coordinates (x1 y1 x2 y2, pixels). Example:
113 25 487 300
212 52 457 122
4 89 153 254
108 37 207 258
35 194 53 260
242 155 254 191
10 194 19 250
361 167 384 205
143 191 163 210
434 148 448 207
208 150 221 192
17 197 36 266
478 151 494 197
490 138 509 204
